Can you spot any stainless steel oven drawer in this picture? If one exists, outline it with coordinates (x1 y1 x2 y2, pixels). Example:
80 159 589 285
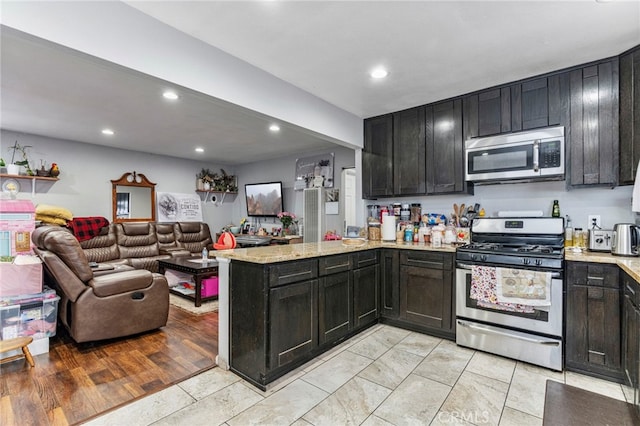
456 319 563 371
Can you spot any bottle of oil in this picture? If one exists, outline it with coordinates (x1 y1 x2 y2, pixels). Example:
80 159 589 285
551 200 560 217
564 215 573 247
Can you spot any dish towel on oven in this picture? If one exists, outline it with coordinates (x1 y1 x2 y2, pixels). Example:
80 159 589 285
495 267 552 306
470 265 536 313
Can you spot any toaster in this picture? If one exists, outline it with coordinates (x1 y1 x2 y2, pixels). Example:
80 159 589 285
588 229 613 252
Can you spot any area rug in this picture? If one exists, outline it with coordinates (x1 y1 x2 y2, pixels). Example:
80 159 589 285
169 294 219 315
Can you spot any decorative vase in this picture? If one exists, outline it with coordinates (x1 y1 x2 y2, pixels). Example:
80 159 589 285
204 181 211 191
197 179 205 191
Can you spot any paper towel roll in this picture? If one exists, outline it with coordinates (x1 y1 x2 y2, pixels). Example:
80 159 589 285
382 215 396 241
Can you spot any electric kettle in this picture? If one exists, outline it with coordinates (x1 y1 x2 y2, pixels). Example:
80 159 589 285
611 223 640 256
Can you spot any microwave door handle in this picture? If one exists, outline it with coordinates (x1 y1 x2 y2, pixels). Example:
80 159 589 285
533 140 540 172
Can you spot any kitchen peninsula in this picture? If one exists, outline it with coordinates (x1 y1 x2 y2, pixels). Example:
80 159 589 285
214 240 456 389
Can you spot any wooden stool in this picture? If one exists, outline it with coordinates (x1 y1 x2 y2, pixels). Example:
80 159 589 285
0 336 35 367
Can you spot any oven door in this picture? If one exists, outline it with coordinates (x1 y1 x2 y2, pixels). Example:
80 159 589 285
455 263 563 337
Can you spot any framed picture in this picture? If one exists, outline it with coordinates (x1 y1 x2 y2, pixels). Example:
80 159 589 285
295 152 334 189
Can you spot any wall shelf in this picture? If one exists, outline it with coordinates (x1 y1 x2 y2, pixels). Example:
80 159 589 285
0 173 59 197
196 190 238 206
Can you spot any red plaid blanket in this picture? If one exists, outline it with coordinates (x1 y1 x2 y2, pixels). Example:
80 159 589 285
68 217 110 242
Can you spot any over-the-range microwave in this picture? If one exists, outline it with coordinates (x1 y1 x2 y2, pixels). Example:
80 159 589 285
465 126 565 184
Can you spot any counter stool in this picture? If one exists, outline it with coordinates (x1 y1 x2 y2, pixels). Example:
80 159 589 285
0 336 35 367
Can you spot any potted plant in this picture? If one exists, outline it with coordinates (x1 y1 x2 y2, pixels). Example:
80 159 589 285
6 141 34 176
196 168 212 191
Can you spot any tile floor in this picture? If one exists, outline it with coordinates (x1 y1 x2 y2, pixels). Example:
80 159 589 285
85 324 631 426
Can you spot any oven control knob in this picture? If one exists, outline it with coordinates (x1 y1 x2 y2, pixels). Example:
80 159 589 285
470 254 477 261
535 259 542 266
523 258 531 265
481 255 487 261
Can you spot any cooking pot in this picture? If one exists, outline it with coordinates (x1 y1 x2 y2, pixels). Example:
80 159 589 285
611 223 640 256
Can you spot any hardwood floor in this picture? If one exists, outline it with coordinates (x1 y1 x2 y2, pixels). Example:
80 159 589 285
0 306 218 426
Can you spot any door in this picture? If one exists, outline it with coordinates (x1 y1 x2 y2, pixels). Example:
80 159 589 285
380 249 399 319
363 114 393 198
400 264 452 331
426 99 464 194
393 106 426 195
353 264 379 328
319 271 352 345
568 60 619 186
269 279 318 370
340 168 357 235
565 262 622 379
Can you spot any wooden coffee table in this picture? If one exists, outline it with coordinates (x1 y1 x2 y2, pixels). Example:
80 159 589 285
158 257 219 307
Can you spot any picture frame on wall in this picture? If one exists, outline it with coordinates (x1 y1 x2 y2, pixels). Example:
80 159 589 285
295 152 334 189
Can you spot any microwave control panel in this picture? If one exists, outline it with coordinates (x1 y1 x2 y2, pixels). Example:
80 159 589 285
539 140 562 168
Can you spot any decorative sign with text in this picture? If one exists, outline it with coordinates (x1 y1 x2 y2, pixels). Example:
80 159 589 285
156 192 203 222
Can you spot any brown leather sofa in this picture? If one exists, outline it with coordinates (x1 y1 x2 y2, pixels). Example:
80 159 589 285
32 226 170 343
79 222 212 273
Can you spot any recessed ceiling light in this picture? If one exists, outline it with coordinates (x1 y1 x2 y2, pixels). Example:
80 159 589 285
163 91 179 100
370 67 389 79
195 147 204 153
269 124 280 132
101 129 114 135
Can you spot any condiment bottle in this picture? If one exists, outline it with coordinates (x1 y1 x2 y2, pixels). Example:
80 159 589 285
564 215 573 247
552 200 560 217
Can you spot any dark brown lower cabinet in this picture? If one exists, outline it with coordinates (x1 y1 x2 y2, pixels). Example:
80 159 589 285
380 249 400 319
353 264 379 329
269 279 318 370
398 251 454 338
565 261 623 381
622 272 640 415
318 271 352 345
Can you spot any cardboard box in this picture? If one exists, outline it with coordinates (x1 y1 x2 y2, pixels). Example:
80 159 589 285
0 289 59 340
202 277 219 297
0 259 43 296
0 200 36 256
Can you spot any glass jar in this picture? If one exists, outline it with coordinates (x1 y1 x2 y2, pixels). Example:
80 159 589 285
410 203 422 223
573 228 584 248
368 221 381 241
400 204 410 222
393 203 402 217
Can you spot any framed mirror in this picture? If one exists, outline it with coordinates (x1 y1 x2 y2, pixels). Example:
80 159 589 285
111 172 156 223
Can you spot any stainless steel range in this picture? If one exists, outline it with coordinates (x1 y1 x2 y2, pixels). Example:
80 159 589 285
456 217 564 371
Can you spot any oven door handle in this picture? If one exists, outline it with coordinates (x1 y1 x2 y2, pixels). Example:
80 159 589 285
456 263 562 278
456 263 474 270
457 320 560 346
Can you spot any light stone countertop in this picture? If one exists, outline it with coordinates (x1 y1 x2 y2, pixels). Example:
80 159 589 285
565 249 640 283
214 239 457 264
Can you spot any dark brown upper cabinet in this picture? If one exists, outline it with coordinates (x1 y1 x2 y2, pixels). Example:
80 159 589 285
393 106 426 195
426 99 464 194
363 114 393 199
568 59 619 187
620 45 640 185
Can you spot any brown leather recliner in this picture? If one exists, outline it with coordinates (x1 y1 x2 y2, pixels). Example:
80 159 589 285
32 226 169 343
156 223 191 257
173 222 213 255
115 222 171 272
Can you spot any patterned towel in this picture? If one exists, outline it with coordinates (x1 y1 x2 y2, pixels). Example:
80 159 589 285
470 265 536 314
495 268 551 306
67 217 110 242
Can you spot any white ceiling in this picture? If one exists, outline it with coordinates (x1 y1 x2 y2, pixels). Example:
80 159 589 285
2 1 639 165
